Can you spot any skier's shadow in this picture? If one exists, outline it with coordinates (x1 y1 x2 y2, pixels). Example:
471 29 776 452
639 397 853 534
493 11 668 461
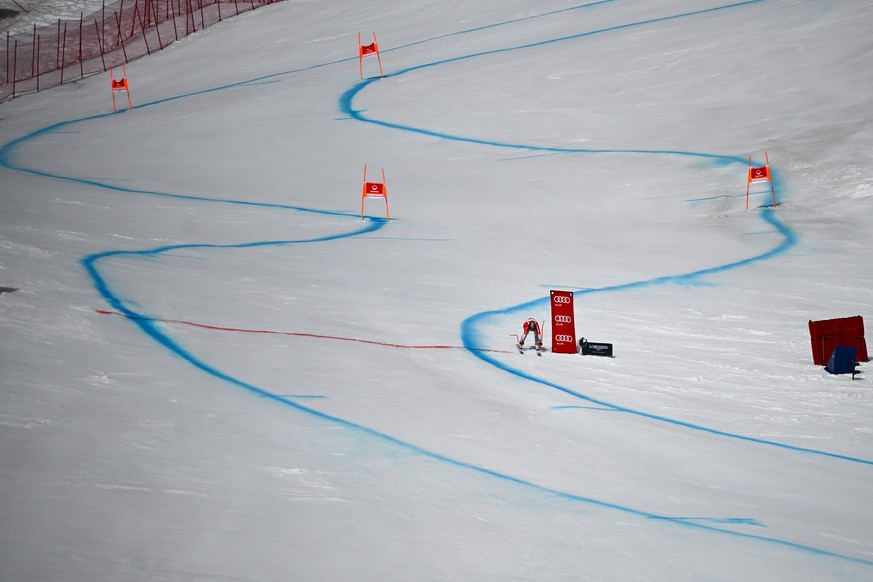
0 287 19 294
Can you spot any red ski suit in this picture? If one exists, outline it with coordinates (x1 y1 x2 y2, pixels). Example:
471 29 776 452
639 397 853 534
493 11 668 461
520 318 542 345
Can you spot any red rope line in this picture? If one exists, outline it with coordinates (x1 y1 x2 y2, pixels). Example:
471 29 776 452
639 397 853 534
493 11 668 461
96 309 512 353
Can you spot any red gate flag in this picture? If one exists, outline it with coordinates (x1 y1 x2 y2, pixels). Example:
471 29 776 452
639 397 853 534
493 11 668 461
550 290 577 354
745 151 777 210
358 32 384 80
749 166 770 181
361 164 390 220
109 64 132 112
364 182 386 196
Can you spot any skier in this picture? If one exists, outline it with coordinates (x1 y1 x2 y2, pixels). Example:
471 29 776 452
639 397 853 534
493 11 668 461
518 318 543 349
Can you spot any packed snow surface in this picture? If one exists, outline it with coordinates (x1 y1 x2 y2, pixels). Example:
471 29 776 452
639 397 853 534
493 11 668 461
1 0 872 580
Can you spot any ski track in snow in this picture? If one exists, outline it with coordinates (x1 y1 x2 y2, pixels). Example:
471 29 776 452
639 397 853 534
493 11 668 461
4 0 873 568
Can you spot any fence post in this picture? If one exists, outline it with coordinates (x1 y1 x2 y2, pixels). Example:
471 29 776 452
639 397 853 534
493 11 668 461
150 0 160 49
31 24 36 77
5 32 8 87
114 11 129 63
79 12 84 79
131 3 150 55
12 40 17 97
94 20 107 71
59 24 66 84
117 0 124 43
169 0 178 41
140 4 151 54
35 35 40 91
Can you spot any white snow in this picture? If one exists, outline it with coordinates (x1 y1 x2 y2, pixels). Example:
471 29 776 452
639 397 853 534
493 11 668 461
1 0 873 580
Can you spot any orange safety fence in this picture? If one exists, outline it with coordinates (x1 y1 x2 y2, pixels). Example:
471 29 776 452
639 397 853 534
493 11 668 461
1 0 284 103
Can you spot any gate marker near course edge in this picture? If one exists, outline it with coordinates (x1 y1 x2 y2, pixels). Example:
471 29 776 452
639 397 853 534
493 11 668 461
745 151 776 210
358 32 384 80
550 290 577 354
110 65 132 112
361 164 389 220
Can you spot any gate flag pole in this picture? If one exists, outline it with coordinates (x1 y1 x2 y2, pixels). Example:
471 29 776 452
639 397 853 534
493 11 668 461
109 64 132 112
361 164 390 220
745 151 776 210
358 32 384 80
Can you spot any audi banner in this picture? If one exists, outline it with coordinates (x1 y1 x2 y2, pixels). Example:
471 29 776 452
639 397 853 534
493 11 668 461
550 290 577 354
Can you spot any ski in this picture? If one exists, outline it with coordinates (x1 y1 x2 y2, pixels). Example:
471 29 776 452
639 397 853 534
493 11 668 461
517 343 545 356
513 329 544 356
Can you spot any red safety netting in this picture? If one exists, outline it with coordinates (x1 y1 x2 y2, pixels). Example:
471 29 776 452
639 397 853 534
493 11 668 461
1 0 284 102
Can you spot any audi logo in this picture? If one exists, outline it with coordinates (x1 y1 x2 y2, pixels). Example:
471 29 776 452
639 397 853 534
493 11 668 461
552 296 571 304
554 315 573 323
554 334 574 342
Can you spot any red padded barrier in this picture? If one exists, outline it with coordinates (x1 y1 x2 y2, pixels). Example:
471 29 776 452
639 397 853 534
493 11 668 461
809 316 867 366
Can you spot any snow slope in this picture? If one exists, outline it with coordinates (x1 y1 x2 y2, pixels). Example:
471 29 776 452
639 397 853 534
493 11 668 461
1 0 872 580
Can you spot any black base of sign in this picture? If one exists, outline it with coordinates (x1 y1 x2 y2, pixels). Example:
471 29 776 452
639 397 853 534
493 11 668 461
579 338 613 357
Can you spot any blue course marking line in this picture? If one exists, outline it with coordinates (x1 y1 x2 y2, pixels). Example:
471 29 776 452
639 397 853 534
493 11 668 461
651 516 766 527
279 395 328 399
341 0 763 164
380 0 617 55
0 120 359 218
4 0 872 568
685 194 742 202
371 0 765 86
77 247 873 565
343 0 873 467
550 405 622 411
72 245 873 568
460 209 873 467
80 221 388 327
